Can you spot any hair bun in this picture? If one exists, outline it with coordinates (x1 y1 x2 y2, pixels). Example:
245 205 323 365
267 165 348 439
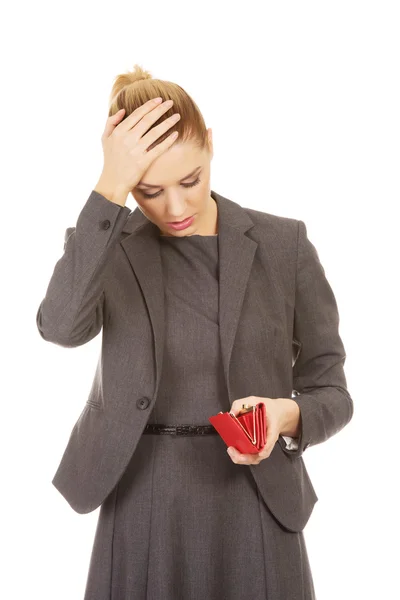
126 63 153 84
109 63 153 107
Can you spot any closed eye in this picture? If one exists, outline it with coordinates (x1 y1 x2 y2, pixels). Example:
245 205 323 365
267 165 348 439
140 177 201 199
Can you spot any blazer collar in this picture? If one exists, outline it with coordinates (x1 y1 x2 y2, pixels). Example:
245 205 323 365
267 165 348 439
120 188 253 235
120 190 258 407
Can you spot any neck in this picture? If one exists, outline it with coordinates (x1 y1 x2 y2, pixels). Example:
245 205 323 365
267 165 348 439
195 196 218 235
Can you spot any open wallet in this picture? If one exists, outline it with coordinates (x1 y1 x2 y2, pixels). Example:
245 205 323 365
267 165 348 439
208 402 267 454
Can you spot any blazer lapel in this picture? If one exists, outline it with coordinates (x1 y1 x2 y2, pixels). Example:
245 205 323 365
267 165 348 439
120 190 257 401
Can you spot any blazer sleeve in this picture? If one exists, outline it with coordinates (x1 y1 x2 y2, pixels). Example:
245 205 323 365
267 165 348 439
36 190 131 348
281 219 354 458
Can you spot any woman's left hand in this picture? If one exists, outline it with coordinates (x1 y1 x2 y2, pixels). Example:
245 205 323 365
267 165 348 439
226 395 295 465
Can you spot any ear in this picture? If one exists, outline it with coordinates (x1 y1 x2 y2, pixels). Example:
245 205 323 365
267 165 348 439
207 127 214 158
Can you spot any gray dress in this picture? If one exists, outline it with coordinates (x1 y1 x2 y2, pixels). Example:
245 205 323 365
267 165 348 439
83 233 316 600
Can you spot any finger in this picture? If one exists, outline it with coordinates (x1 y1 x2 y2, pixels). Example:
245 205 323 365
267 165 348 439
141 112 181 151
227 447 243 463
257 447 269 460
258 436 273 459
102 108 126 139
118 97 171 135
143 129 180 164
230 397 255 415
227 447 256 464
266 424 279 448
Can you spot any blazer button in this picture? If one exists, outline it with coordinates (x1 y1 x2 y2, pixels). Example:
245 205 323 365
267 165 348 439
136 397 150 410
100 219 111 230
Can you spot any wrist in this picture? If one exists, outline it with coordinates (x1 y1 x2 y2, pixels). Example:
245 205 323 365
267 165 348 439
94 176 129 207
277 398 301 437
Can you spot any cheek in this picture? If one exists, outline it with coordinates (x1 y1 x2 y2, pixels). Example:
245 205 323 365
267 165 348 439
143 206 163 222
199 176 209 192
131 193 160 221
192 178 210 204
130 191 143 209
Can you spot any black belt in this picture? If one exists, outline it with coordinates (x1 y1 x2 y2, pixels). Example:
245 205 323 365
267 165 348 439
143 424 218 436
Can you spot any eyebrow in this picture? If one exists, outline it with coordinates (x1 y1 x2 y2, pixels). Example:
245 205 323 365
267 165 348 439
137 166 202 188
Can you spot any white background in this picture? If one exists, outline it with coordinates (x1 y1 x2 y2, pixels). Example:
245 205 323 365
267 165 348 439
2 1 399 598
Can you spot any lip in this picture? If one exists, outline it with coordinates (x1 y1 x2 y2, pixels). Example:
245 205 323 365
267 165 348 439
166 214 195 230
167 215 194 224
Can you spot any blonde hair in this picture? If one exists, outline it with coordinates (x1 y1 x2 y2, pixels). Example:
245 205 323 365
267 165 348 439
108 64 210 153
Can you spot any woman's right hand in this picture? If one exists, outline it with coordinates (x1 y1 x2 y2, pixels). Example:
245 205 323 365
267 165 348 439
95 98 181 204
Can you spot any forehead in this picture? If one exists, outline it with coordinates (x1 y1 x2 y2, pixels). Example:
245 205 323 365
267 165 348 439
137 142 205 188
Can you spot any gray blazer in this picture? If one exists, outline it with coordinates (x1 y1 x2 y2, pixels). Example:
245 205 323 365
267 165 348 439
36 189 354 533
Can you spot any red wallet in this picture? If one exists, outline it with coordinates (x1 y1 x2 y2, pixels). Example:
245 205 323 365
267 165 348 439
208 402 267 454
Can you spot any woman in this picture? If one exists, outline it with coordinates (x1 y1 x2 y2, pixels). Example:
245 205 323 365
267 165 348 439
36 64 354 599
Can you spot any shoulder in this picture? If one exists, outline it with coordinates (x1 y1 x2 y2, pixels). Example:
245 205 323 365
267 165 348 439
242 205 300 246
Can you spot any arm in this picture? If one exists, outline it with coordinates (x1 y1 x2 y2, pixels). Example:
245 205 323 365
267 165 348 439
281 220 354 458
36 190 131 347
